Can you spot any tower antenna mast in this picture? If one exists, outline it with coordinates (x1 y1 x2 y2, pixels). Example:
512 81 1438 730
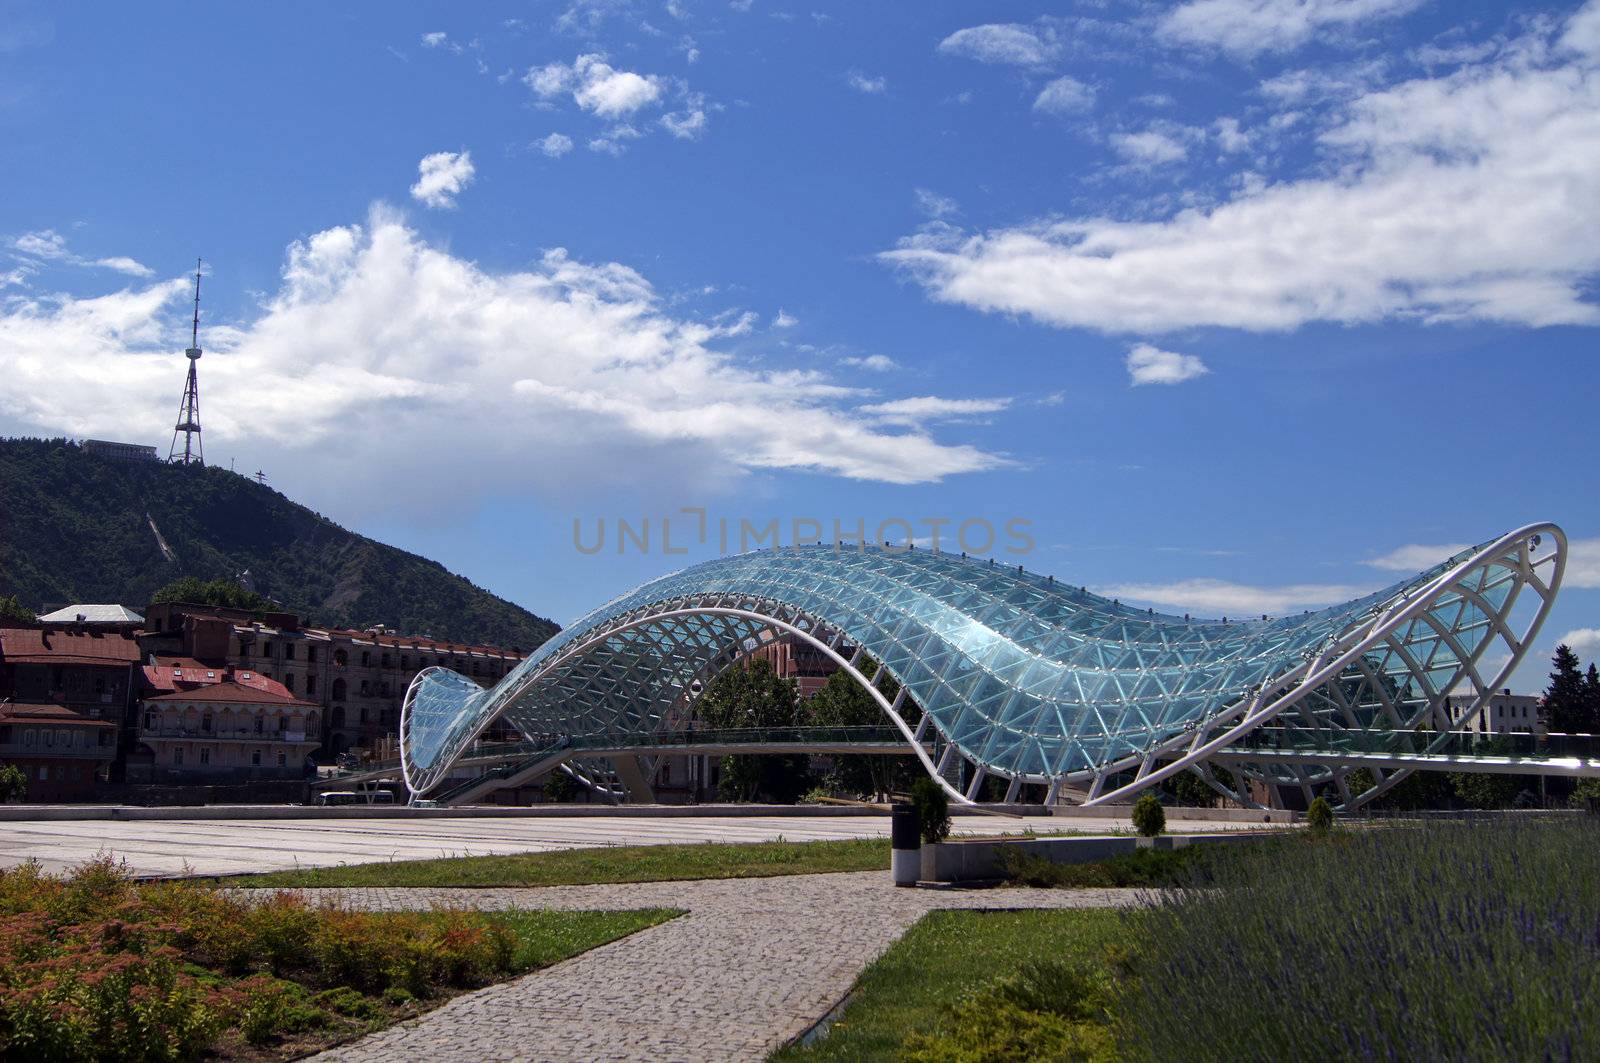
168 259 205 465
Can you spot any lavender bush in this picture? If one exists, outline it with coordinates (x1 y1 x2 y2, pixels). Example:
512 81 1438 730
1114 819 1600 1061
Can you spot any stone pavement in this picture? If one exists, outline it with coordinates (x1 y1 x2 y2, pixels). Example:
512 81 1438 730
298 872 1149 1063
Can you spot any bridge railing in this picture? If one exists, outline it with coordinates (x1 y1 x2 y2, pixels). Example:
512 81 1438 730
1229 727 1600 761
421 725 917 803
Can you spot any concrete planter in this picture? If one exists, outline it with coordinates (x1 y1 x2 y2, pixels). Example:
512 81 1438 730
922 830 1282 884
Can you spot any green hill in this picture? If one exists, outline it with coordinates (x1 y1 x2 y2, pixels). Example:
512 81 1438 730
0 438 559 651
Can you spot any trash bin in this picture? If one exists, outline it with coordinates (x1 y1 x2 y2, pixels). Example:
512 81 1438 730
891 802 920 887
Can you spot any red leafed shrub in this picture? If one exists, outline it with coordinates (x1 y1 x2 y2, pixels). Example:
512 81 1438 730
0 857 533 1060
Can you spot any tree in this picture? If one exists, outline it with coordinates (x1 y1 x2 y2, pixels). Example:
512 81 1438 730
150 576 271 612
808 661 908 800
695 657 809 803
0 595 34 625
0 763 25 802
1541 645 1591 735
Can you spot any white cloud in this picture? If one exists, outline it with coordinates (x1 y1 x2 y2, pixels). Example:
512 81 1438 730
842 354 898 372
661 108 708 139
772 309 798 328
9 229 152 277
1558 628 1600 661
1126 343 1208 385
859 395 1010 426
1109 128 1189 165
1566 536 1600 590
915 188 959 219
526 54 664 118
847 72 887 94
1362 542 1470 572
1158 0 1424 58
409 151 475 209
937 23 1060 67
1097 578 1374 616
1214 116 1251 152
538 132 575 157
0 211 1003 507
588 124 643 155
93 256 155 278
1033 76 1095 115
420 31 448 48
883 10 1600 333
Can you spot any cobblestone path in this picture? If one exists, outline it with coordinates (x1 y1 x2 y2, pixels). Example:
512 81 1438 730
297 872 1148 1062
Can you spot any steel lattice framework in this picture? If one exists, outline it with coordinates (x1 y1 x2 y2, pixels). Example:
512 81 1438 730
401 523 1565 807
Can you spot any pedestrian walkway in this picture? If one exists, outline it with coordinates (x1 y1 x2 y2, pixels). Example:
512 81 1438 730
299 872 1148 1062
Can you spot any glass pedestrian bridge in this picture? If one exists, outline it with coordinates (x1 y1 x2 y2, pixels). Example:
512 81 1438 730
402 522 1576 809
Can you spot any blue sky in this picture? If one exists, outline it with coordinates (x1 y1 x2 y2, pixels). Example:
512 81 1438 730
1 0 1597 689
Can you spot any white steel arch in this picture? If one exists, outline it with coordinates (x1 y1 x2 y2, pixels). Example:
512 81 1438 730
401 523 1566 807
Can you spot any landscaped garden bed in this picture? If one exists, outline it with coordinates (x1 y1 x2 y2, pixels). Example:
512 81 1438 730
781 817 1600 1061
0 857 674 1061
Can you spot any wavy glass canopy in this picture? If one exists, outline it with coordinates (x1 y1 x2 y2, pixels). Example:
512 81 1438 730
402 523 1565 806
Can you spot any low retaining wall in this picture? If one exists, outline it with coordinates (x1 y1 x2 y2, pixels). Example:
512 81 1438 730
923 831 1284 884
1050 804 1294 824
0 801 1054 823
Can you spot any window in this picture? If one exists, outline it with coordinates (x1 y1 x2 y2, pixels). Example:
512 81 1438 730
332 679 346 701
251 750 261 766
238 641 251 657
38 765 48 781
44 730 53 747
173 747 183 766
255 716 265 735
143 713 154 731
23 729 33 747
307 646 319 663
306 675 318 696
202 713 213 733
381 653 391 668
278 716 288 732
276 752 287 767
283 674 295 693
284 643 296 661
359 681 370 697
334 649 347 667
361 651 371 667
199 747 210 766
401 655 411 669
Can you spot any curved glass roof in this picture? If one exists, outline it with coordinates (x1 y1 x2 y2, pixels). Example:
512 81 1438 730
402 537 1519 796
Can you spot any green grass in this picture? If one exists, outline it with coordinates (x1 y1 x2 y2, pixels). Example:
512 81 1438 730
225 837 896 888
769 909 1125 1062
488 908 678 969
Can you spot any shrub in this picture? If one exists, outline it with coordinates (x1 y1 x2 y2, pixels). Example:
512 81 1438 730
380 985 415 1007
236 976 328 1045
901 961 1116 1063
1131 794 1164 838
1113 819 1600 1059
911 777 951 844
542 769 580 803
1305 796 1334 834
999 846 1210 889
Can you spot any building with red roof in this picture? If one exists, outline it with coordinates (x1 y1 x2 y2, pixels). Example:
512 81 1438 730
128 663 321 783
0 624 139 799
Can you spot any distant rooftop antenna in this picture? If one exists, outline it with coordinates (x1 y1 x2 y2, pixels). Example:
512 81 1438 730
168 259 204 465
253 469 268 485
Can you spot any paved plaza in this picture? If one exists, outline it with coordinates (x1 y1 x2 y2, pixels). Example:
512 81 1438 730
0 809 1272 878
296 871 1150 1063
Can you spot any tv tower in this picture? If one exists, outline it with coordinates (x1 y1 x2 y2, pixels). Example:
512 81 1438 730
168 259 204 465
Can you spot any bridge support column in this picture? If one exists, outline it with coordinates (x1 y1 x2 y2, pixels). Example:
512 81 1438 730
612 756 657 804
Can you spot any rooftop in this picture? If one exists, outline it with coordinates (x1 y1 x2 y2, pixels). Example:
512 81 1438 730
36 604 144 624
